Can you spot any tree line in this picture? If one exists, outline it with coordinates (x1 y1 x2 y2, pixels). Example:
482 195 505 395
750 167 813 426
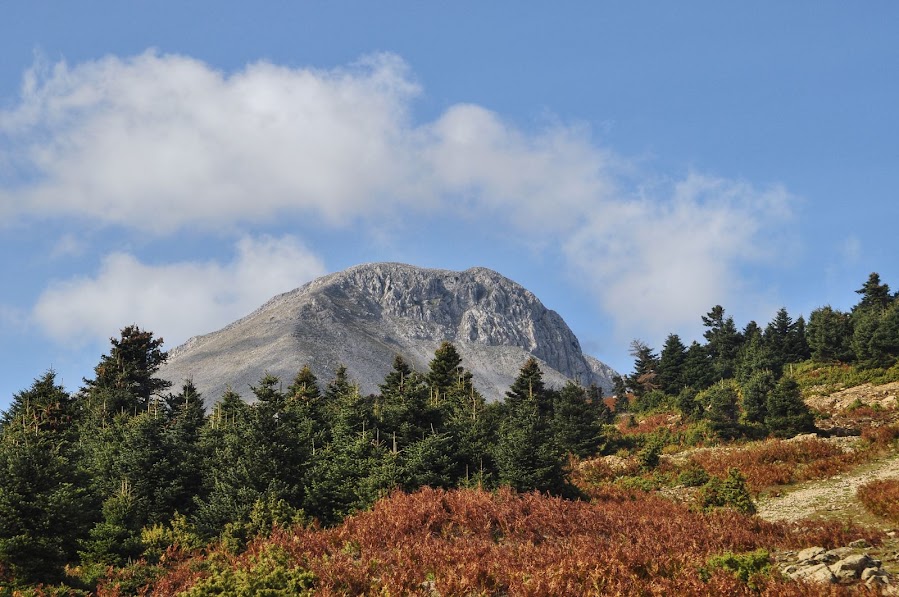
616 272 899 439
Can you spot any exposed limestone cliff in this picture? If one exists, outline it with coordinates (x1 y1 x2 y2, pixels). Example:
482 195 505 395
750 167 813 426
160 263 616 405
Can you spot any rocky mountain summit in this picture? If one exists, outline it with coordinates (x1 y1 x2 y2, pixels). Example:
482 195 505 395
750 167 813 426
159 263 616 406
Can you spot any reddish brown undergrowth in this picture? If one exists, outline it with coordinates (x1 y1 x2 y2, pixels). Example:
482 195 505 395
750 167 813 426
142 487 878 596
689 438 865 494
616 411 686 436
858 478 899 525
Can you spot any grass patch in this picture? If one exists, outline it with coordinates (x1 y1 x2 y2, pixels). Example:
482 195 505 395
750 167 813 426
793 360 899 395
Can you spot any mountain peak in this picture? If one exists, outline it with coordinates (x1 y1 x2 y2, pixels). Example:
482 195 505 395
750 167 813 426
160 262 615 405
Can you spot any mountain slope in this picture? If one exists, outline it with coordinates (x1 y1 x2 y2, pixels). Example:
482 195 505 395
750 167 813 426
159 263 616 404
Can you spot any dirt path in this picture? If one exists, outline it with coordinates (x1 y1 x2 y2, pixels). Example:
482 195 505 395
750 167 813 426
757 451 899 527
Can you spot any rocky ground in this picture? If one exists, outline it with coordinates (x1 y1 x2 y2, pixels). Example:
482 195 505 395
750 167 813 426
755 381 899 590
756 450 899 527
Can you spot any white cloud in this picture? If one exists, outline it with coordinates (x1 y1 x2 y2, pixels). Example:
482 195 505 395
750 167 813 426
32 235 326 346
563 173 795 340
1 51 423 230
5 51 798 344
420 104 617 233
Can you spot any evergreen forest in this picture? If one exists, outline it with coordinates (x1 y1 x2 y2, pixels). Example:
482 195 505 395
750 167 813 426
2 272 899 595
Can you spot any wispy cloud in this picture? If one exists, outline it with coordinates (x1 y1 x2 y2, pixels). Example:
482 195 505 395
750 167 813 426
0 304 28 332
32 235 326 346
4 51 798 346
841 235 861 264
563 173 795 339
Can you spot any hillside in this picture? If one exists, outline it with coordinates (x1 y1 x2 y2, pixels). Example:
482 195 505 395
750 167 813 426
5 272 899 594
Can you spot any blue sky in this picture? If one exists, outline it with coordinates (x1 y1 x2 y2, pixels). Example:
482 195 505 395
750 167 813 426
2 2 897 408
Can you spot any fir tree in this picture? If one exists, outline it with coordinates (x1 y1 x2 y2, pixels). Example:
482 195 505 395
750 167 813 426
657 334 687 396
702 381 742 440
785 315 811 363
427 341 464 401
162 381 207 517
702 306 742 381
765 376 815 438
376 355 432 449
79 480 144 568
807 306 854 363
82 326 171 415
193 390 254 539
304 371 390 526
551 381 609 458
854 272 893 313
429 346 496 488
627 340 659 399
741 370 774 427
194 376 310 539
736 328 776 383
0 372 92 585
494 359 566 494
682 341 713 390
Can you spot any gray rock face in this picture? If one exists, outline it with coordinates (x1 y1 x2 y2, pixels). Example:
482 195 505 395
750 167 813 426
159 263 617 406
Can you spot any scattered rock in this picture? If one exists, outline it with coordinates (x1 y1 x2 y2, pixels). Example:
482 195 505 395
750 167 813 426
797 546 825 562
789 562 837 583
834 553 872 576
782 546 896 588
826 547 854 560
862 567 884 581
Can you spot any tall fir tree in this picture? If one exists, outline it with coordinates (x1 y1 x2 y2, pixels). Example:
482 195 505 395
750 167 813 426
626 340 659 400
682 341 713 390
702 381 742 440
432 347 496 488
657 334 687 396
853 272 893 313
162 381 207 518
376 355 433 449
427 341 464 403
0 372 92 586
736 327 777 383
741 370 775 427
852 302 899 369
304 369 390 526
82 326 171 415
493 359 566 494
702 305 743 381
551 381 609 458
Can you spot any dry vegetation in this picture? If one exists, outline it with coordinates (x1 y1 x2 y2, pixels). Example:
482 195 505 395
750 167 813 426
119 487 880 596
857 479 899 525
85 367 899 595
688 438 866 495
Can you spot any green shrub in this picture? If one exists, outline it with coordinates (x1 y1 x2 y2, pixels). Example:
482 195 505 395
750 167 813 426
698 468 756 515
701 548 770 586
141 512 204 562
637 440 662 470
180 545 315 596
677 464 710 487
